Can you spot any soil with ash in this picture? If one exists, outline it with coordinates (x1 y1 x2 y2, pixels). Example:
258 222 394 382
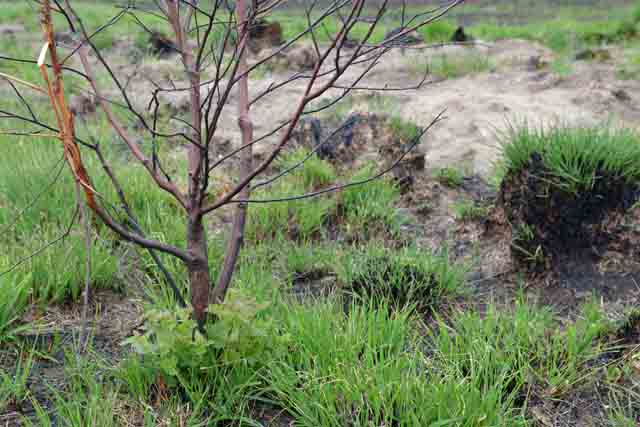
498 153 638 270
1 290 143 426
475 152 640 318
292 112 425 183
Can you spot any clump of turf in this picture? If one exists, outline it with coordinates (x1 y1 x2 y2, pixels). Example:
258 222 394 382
495 123 640 270
339 246 463 313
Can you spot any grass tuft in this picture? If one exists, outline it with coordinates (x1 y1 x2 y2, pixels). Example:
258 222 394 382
496 123 640 194
339 245 463 312
433 166 465 187
0 275 30 344
453 200 490 221
340 164 401 235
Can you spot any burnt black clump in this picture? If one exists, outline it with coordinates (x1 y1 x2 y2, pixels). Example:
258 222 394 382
149 32 178 57
499 152 640 270
301 113 366 160
451 26 473 43
345 254 439 312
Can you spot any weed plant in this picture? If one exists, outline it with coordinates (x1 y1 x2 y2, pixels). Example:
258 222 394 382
0 275 30 344
0 346 35 412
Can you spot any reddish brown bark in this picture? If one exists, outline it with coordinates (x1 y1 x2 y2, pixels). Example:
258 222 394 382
213 0 254 304
187 216 211 325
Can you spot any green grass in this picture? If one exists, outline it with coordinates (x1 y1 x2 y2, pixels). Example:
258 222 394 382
410 52 494 79
0 154 180 306
388 115 422 142
453 200 489 221
21 350 122 427
0 346 35 412
433 166 465 187
472 14 639 52
406 52 486 80
308 95 356 122
431 295 610 398
8 293 611 426
340 164 402 236
1 0 636 69
364 93 401 114
0 98 188 305
4 3 640 425
550 57 574 77
496 123 640 195
275 1 640 53
338 245 464 312
616 50 640 80
247 149 337 241
0 134 118 303
248 153 402 241
266 299 526 426
0 275 30 344
0 3 166 50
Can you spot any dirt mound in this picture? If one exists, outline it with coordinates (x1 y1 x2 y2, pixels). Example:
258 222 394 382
292 113 426 187
149 31 179 57
282 43 318 71
108 38 640 183
488 39 554 69
496 152 640 272
252 42 319 72
249 19 283 53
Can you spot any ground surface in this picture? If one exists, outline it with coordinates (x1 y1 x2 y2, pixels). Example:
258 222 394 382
2 2 640 426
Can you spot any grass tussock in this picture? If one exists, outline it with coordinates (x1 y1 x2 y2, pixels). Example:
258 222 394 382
338 245 464 313
495 123 640 267
497 123 640 195
453 199 490 221
433 166 465 187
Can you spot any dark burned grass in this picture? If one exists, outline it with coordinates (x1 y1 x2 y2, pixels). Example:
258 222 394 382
339 245 464 314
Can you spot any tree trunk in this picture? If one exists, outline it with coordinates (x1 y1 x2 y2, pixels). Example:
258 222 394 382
212 0 253 304
187 216 210 326
213 0 253 304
